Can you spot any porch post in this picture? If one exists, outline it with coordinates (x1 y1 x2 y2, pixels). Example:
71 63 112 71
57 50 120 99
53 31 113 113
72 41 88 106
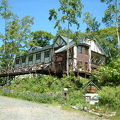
73 46 77 71
89 43 91 72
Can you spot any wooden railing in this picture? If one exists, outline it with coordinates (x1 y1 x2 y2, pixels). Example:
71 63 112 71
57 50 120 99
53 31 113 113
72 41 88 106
0 63 51 77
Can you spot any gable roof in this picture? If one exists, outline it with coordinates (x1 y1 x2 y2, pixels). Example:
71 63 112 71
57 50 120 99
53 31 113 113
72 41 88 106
16 35 106 58
76 35 106 55
54 35 73 45
28 45 53 54
55 40 75 53
29 46 43 52
16 45 53 58
60 35 73 43
84 81 100 90
55 35 105 55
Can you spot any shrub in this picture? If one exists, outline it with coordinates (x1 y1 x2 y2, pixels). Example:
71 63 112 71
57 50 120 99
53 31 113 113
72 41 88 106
66 90 85 106
91 58 120 86
98 86 120 109
0 74 89 106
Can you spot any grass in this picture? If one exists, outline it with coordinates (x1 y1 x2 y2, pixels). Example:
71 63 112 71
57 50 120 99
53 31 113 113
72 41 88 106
0 74 120 119
0 75 87 105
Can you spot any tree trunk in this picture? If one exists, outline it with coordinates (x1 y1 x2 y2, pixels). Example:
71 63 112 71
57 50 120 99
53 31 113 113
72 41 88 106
4 6 7 53
115 0 120 49
66 22 70 76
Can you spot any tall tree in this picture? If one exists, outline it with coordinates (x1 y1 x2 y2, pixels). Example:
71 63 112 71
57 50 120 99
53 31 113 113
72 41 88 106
6 15 34 52
0 15 34 70
94 27 118 62
101 0 120 49
0 0 34 70
29 31 54 47
0 0 13 52
49 0 83 75
83 12 100 32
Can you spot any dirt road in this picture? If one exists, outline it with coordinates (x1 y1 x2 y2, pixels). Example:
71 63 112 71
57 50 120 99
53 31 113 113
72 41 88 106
0 96 98 120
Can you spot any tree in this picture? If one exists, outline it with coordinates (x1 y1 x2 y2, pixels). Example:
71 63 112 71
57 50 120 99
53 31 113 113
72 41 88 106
94 27 118 62
83 12 100 32
0 0 13 52
49 0 83 75
0 0 34 70
0 15 34 70
100 0 120 49
0 42 18 69
29 31 54 47
56 29 74 38
91 58 120 86
6 15 34 51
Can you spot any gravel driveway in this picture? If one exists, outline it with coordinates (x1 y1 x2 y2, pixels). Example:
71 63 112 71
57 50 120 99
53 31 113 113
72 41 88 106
0 96 98 120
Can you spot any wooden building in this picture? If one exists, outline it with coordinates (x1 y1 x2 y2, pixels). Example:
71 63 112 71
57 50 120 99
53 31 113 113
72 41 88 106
13 35 105 75
0 35 105 77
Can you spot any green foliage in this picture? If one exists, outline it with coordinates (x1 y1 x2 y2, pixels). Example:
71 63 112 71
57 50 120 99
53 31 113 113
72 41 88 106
91 58 120 86
0 0 13 19
100 0 120 26
0 78 5 84
8 74 88 93
100 0 120 49
93 27 118 63
65 90 85 106
48 9 57 21
55 29 74 40
9 75 61 93
0 74 89 106
49 0 83 30
0 0 34 69
98 86 120 109
29 31 54 47
83 12 100 31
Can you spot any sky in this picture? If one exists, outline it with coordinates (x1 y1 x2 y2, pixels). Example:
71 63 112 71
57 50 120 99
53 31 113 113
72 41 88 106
0 0 107 45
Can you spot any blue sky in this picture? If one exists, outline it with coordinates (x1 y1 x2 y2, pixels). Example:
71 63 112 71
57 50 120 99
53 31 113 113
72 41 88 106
0 0 107 42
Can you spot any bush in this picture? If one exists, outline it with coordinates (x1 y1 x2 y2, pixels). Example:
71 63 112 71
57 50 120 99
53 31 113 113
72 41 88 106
66 90 85 106
98 86 120 109
0 74 89 106
91 58 120 86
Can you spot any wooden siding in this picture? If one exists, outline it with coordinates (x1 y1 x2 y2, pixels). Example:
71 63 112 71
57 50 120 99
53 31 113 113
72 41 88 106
54 51 67 73
0 36 105 77
86 40 104 55
77 45 89 72
14 49 53 68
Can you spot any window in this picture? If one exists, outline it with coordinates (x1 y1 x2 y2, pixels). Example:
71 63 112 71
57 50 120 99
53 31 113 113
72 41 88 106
22 57 26 63
36 53 41 60
78 46 82 54
29 55 33 61
16 59 19 64
44 51 49 58
85 47 88 55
